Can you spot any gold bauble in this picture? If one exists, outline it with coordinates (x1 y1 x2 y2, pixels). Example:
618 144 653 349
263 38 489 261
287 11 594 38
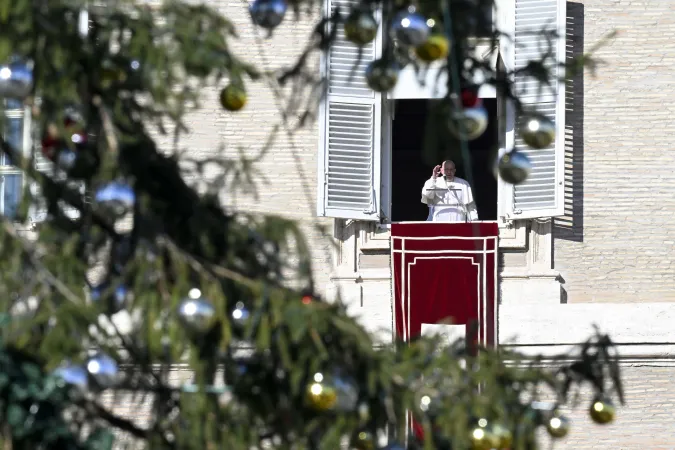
519 113 555 149
99 63 128 89
305 380 337 411
414 34 450 62
344 10 378 46
491 423 513 449
470 425 499 450
546 413 571 438
350 430 376 450
365 59 400 93
219 84 248 112
589 396 615 424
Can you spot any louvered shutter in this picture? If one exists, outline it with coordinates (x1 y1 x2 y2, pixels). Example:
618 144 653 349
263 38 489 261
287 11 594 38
317 0 382 221
504 0 566 219
28 139 53 225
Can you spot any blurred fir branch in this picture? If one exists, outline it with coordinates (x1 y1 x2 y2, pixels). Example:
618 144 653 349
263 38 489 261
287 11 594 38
0 0 625 448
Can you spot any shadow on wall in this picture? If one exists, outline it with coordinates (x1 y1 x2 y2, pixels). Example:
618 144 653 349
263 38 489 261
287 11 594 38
553 1 585 243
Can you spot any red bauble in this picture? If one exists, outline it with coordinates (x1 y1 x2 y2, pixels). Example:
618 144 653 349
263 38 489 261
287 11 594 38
461 89 480 108
40 135 59 160
40 115 87 163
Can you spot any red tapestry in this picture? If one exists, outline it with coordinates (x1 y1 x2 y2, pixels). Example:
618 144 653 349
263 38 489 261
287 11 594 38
390 222 499 347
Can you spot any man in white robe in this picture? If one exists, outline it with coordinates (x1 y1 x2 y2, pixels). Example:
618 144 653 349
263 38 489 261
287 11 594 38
421 160 478 222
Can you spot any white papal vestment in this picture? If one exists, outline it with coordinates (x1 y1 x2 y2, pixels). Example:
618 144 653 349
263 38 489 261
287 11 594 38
421 176 478 222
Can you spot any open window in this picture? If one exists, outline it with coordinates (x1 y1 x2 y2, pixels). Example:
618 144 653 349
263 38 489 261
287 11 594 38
389 98 498 222
317 0 566 223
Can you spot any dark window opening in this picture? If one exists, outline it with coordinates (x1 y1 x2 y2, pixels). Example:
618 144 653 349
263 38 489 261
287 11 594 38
390 98 498 223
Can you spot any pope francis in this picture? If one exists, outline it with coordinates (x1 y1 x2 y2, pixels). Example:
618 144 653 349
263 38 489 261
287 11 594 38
421 160 479 222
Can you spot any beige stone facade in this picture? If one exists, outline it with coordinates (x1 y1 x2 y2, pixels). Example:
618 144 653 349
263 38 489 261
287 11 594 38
162 0 675 448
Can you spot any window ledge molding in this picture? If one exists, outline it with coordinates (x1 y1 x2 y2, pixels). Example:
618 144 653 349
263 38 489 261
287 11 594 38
500 269 560 280
330 268 391 282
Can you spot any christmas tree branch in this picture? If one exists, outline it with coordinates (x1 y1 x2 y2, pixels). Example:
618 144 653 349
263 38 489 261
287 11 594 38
0 218 83 305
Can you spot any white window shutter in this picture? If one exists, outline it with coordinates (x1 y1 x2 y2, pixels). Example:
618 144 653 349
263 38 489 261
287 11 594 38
317 0 382 221
501 0 566 220
28 142 53 225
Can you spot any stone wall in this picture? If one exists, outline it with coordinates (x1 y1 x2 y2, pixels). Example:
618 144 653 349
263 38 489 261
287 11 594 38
554 0 675 303
547 364 675 449
163 1 334 295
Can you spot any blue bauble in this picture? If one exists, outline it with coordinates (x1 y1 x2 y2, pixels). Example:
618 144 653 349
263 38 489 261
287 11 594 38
86 352 120 389
250 0 287 29
54 364 88 389
94 182 135 216
0 61 33 99
391 8 430 47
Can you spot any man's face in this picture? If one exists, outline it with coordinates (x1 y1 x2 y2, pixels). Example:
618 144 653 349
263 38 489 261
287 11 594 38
442 163 456 178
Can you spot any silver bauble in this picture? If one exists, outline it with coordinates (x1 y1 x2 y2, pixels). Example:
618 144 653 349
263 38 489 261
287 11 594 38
231 301 250 330
365 59 400 93
178 290 216 334
54 364 88 389
9 295 39 321
250 0 287 30
56 148 78 170
0 61 33 99
391 7 430 47
448 105 488 141
86 352 120 389
94 182 135 216
497 151 532 185
519 113 555 149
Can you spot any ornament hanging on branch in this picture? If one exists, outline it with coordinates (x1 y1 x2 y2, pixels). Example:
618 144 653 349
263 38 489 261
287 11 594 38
304 371 359 412
344 8 378 46
447 89 488 141
391 6 430 47
220 84 248 112
546 412 571 438
350 430 376 450
97 58 140 90
496 150 531 185
40 109 98 176
86 352 120 389
94 181 136 218
414 34 450 62
519 113 555 149
365 58 400 93
491 423 513 449
53 363 88 390
178 288 217 334
0 60 33 99
250 0 288 30
230 300 251 333
589 395 615 424
469 419 500 450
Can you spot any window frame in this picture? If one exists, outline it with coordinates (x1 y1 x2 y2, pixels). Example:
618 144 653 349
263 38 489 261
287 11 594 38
316 0 385 222
317 0 565 228
497 0 567 220
0 104 31 219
